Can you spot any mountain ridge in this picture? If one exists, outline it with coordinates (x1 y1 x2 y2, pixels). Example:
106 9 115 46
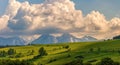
31 33 97 44
0 36 25 46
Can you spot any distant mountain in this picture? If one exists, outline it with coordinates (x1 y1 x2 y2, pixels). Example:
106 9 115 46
113 35 120 39
32 34 57 44
0 37 25 46
57 33 81 43
31 33 97 44
57 34 97 43
81 36 97 42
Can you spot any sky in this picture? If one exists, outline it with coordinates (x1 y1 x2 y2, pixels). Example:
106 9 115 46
0 0 120 41
0 0 120 19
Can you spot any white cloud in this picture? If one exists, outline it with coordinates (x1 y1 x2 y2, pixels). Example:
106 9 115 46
6 0 21 19
0 15 9 30
7 0 84 32
0 0 119 40
84 11 109 32
109 17 120 30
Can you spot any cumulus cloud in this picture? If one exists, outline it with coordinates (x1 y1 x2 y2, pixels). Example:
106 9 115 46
109 17 120 30
6 0 21 18
7 0 84 32
0 15 9 30
84 11 111 33
0 0 119 40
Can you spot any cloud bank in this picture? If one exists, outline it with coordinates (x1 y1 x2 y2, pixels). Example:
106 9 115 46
0 0 120 39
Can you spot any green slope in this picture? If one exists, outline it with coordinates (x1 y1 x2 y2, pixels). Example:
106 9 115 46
0 40 120 65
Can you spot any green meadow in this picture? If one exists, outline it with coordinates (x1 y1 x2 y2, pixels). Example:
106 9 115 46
0 40 120 65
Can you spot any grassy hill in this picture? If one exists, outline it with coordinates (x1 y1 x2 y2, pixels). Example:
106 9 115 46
0 40 120 65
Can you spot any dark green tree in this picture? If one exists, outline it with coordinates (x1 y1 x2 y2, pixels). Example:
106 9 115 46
8 48 16 55
118 50 120 55
39 47 47 56
0 51 7 57
89 48 94 52
98 47 101 52
96 57 120 65
63 45 69 49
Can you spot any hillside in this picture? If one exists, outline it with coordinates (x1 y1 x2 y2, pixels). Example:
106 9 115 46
0 40 120 65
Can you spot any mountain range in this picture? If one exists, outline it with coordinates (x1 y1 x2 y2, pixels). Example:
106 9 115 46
32 33 97 44
0 33 97 46
0 37 25 46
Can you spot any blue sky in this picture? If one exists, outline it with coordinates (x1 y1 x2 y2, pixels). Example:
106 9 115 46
0 0 8 15
0 0 120 19
72 0 120 19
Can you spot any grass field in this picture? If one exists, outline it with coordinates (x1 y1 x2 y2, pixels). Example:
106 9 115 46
0 40 120 65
